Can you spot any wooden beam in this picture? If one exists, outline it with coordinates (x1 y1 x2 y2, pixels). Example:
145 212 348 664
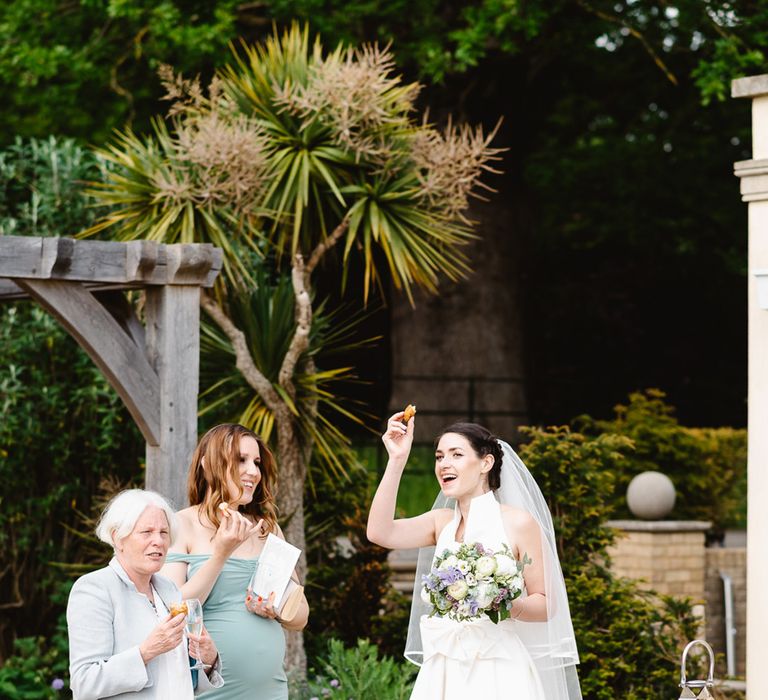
144 286 201 508
0 236 222 287
0 280 154 301
16 279 161 445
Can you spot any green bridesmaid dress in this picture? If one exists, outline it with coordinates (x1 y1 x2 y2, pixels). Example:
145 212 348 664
166 553 288 699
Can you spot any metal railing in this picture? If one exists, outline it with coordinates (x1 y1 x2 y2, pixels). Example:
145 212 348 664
392 374 528 424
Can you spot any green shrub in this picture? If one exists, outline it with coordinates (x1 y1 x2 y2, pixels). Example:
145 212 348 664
518 424 701 698
518 426 631 570
304 639 416 700
0 136 102 238
575 389 747 533
0 628 69 699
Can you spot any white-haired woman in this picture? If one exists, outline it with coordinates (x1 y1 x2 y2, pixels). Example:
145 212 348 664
67 489 225 699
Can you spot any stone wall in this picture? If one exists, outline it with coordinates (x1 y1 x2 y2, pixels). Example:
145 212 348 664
388 196 529 441
607 520 746 679
606 520 710 617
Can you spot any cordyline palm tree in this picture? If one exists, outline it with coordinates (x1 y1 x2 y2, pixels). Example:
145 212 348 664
81 23 502 674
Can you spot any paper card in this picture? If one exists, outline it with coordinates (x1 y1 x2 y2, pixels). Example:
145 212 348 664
249 533 301 607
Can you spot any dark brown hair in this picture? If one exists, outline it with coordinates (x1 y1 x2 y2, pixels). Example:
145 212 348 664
435 422 503 489
187 423 278 536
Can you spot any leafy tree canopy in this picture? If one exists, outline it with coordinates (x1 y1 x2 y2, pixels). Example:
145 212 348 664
3 1 768 144
0 0 245 142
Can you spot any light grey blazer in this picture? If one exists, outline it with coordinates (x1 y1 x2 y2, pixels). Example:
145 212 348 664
67 558 223 699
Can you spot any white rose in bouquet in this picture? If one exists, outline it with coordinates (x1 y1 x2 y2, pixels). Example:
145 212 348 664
475 556 497 578
447 580 469 600
475 581 499 609
510 574 525 593
439 554 459 570
494 553 516 577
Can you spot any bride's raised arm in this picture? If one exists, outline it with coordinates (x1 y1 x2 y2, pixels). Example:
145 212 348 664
367 411 443 550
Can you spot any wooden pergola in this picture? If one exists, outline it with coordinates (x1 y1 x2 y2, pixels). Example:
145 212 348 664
0 235 222 508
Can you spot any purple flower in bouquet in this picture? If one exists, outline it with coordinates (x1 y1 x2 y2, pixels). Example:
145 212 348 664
436 567 462 585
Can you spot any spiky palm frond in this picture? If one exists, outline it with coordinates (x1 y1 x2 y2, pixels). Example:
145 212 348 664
340 172 475 302
220 26 354 255
78 118 267 288
199 270 379 480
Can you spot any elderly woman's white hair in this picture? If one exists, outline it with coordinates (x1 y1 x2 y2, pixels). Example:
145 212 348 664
96 489 177 549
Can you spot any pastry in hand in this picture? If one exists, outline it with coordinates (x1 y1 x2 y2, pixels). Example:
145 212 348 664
169 601 188 617
402 404 417 424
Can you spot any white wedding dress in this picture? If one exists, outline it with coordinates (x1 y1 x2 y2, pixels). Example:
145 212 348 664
409 491 546 700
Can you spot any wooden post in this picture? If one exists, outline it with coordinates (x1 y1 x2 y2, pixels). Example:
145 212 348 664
732 74 768 697
144 286 201 509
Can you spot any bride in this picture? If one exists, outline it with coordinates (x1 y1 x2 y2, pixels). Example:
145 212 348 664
367 412 582 700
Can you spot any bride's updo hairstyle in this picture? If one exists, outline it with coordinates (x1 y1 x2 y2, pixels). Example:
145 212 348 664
435 422 504 489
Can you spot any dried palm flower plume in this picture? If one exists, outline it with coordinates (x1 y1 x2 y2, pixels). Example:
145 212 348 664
410 117 505 224
275 43 420 161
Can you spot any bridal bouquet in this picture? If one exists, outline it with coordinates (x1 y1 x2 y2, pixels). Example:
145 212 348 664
421 542 530 623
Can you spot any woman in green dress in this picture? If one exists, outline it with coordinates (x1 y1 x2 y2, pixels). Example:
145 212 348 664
162 424 309 700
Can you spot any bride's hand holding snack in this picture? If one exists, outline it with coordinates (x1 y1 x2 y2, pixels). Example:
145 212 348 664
382 405 416 465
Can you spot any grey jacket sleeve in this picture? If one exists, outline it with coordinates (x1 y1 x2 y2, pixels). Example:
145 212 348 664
67 576 150 699
195 655 225 695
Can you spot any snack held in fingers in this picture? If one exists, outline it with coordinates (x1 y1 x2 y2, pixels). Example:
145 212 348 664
403 404 417 424
218 501 231 517
169 601 189 617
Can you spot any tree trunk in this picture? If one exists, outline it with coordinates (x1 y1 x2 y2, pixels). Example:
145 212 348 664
276 417 308 680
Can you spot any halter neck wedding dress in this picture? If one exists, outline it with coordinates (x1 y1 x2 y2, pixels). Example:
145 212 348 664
409 490 546 700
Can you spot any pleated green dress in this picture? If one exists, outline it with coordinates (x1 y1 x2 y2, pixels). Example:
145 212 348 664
165 553 288 700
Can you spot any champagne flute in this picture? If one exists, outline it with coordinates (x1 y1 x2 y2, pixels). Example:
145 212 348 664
183 598 205 670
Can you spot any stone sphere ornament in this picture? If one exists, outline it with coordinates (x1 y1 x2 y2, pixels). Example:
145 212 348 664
626 470 676 520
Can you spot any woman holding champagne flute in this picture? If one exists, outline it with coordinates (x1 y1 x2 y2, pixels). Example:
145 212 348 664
162 423 309 700
67 489 224 699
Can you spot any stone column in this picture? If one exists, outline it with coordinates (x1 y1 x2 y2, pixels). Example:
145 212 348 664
732 74 768 698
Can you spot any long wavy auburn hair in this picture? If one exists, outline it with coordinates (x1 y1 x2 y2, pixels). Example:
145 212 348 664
187 423 278 536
